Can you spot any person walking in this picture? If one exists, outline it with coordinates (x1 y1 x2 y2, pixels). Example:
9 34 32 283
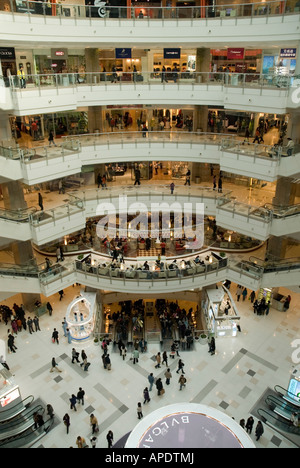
218 177 223 193
156 378 164 396
250 291 256 303
71 348 80 364
38 192 44 211
162 350 168 367
155 352 161 369
176 359 185 374
245 416 254 434
52 328 59 344
179 374 187 390
90 414 99 434
255 421 264 441
17 65 26 88
46 301 53 316
121 345 127 361
47 404 54 419
48 130 57 147
8 334 17 353
208 336 216 355
50 357 62 373
107 430 114 448
170 182 175 194
137 402 143 419
105 354 111 370
80 350 87 367
90 436 98 448
132 348 139 364
76 436 86 448
143 387 151 404
148 373 155 391
77 387 85 405
69 394 77 412
58 290 64 301
165 368 172 385
242 288 248 301
63 413 70 434
236 285 242 302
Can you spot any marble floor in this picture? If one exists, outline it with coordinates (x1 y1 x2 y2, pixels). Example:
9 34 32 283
0 283 300 449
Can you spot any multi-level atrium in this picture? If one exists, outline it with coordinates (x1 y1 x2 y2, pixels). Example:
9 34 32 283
0 0 299 449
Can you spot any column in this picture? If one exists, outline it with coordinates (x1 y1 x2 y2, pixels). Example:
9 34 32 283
85 49 99 84
88 106 104 133
196 47 210 83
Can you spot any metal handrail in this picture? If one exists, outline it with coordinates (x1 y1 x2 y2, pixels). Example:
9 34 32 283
3 0 299 21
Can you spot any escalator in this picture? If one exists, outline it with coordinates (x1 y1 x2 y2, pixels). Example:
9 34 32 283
0 395 34 423
0 417 54 448
274 385 300 408
0 404 47 448
265 394 299 422
257 408 300 446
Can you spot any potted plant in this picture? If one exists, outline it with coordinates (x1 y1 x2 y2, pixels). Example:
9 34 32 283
199 333 208 344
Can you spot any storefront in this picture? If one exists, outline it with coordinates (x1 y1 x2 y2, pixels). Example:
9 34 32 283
211 48 262 74
202 285 240 337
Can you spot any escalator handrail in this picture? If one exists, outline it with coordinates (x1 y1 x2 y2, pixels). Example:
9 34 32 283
0 405 45 441
265 394 298 416
274 385 300 407
0 395 34 423
257 408 300 436
0 417 54 448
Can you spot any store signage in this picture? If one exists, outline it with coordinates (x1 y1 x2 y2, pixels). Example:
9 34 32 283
51 48 68 60
164 48 181 59
115 48 132 59
227 48 244 60
0 47 15 60
280 48 297 58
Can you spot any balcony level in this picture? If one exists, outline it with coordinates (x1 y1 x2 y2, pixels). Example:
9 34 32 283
2 73 294 115
0 1 299 47
0 250 298 297
1 132 299 185
0 186 299 244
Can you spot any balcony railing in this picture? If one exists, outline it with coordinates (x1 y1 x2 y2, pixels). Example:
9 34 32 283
7 71 295 92
1 0 299 21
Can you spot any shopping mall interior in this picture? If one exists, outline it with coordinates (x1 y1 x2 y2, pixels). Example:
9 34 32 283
0 0 299 450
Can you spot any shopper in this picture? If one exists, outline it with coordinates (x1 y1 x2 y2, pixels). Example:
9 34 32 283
48 130 57 147
242 288 248 301
162 350 168 366
156 378 164 396
46 301 53 316
90 414 99 434
47 404 54 419
178 374 187 390
245 416 254 434
33 316 41 332
250 291 256 303
121 345 127 361
148 372 155 391
90 436 98 448
143 387 151 404
164 368 172 385
77 387 85 405
107 430 114 448
72 348 80 364
76 436 86 448
170 182 175 194
137 402 143 419
208 337 216 355
69 394 77 412
132 348 139 364
176 359 185 374
38 192 44 211
58 290 64 301
63 413 70 434
255 421 264 441
236 285 243 302
52 328 59 344
105 353 111 370
8 334 17 353
155 352 161 369
50 357 62 373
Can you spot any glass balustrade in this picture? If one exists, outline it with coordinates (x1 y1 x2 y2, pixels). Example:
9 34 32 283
7 71 294 91
1 0 299 20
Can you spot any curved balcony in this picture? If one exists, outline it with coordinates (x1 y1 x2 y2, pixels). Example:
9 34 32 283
0 184 299 244
4 71 293 115
1 131 299 185
0 250 299 296
0 1 299 47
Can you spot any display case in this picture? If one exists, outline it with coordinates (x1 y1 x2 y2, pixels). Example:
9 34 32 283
202 285 240 337
66 291 97 342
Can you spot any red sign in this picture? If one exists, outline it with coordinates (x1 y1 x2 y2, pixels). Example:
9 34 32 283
227 48 245 60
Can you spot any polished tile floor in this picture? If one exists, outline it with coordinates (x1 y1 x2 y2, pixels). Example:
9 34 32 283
0 283 299 449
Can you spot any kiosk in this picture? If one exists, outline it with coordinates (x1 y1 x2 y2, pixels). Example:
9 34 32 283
202 285 240 337
66 291 97 342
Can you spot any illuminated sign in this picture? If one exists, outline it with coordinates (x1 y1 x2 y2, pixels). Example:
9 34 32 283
280 48 297 58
